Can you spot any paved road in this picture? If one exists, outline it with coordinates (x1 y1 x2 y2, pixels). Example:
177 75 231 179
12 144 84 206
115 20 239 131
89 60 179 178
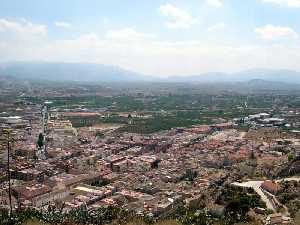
232 181 275 211
233 178 300 215
276 177 300 183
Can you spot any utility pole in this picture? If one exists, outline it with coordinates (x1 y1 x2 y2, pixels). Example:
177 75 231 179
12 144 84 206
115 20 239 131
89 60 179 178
4 128 13 216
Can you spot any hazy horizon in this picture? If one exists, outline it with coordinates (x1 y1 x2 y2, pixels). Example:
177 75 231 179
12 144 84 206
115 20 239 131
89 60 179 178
0 0 300 76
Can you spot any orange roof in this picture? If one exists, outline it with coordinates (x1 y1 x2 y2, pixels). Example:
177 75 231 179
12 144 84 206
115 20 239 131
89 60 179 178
262 180 280 193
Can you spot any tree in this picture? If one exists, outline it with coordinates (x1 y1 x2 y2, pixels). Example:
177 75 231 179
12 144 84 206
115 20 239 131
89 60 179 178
182 169 198 182
250 150 256 160
288 153 294 162
37 133 44 148
95 131 104 138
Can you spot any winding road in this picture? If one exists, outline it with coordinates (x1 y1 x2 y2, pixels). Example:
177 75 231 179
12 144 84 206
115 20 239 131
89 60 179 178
232 177 300 213
232 181 275 211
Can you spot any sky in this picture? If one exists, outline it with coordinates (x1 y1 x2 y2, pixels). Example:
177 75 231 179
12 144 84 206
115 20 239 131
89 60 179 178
0 0 300 77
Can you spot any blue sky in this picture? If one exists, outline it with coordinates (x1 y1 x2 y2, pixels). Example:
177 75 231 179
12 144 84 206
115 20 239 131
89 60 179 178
0 0 300 76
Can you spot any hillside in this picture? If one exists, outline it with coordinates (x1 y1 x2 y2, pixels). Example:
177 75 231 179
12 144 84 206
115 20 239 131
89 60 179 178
0 62 147 82
276 158 300 177
170 69 300 84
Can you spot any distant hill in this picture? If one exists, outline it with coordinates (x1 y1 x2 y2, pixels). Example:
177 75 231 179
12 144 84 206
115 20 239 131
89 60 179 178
170 68 300 84
236 79 300 91
1 62 300 86
0 62 148 82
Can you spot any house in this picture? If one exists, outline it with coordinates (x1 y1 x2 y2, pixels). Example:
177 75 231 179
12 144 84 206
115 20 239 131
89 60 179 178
261 180 281 194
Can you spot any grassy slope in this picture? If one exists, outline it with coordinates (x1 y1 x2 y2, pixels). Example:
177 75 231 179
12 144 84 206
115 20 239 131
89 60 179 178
23 219 182 225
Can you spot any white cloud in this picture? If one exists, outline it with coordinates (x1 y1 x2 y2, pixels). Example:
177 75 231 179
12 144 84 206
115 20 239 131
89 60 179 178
35 38 300 76
0 18 47 37
0 19 47 60
1 19 300 76
255 24 298 40
103 18 109 26
206 0 223 7
208 22 226 31
105 28 156 42
261 0 300 7
54 21 71 29
159 3 197 29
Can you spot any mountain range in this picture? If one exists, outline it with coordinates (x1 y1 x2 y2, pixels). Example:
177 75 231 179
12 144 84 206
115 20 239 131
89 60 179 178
0 62 148 82
1 62 300 85
169 69 300 83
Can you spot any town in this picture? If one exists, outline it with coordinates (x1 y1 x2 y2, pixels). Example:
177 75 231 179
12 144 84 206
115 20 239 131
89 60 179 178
0 80 300 225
